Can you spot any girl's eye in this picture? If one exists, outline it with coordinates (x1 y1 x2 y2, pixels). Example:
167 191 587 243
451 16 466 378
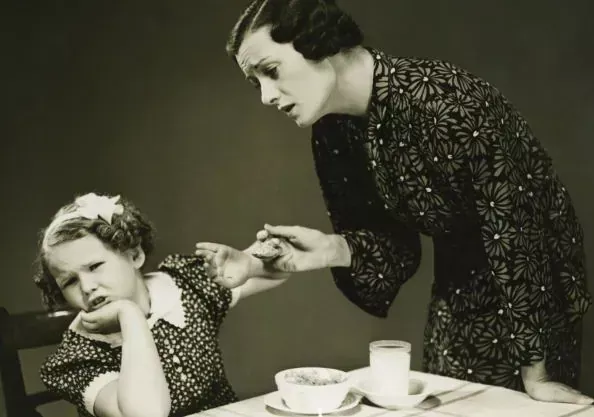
89 262 103 271
61 277 77 289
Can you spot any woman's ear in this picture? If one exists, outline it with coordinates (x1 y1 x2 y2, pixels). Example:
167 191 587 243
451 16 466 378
128 245 146 269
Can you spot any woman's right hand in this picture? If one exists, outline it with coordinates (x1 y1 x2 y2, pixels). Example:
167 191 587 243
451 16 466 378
256 224 351 272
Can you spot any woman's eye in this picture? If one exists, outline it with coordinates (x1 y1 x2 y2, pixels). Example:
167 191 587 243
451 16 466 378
263 66 278 79
247 76 260 89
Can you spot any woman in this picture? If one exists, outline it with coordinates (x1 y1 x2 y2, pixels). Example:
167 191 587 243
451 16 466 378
211 0 593 403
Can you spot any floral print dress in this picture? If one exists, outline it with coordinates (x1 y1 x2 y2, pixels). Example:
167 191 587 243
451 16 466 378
312 47 591 391
40 254 238 417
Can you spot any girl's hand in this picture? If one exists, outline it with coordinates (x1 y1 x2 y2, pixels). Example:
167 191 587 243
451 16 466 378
80 299 139 334
195 242 254 288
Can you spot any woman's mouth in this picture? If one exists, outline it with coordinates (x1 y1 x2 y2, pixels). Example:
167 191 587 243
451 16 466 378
280 104 296 116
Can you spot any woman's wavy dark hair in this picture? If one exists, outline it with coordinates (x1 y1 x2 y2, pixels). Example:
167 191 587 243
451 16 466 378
33 194 156 311
226 0 363 61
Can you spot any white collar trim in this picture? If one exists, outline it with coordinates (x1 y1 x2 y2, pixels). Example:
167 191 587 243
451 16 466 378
68 271 186 347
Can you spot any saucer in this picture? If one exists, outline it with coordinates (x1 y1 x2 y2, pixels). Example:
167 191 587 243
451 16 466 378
264 391 362 415
354 377 432 410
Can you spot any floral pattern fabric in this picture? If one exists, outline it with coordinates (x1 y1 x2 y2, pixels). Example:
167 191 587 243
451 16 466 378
40 254 237 417
311 47 591 390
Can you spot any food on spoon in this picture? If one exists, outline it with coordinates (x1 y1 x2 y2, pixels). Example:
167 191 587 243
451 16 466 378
251 237 285 261
256 229 269 241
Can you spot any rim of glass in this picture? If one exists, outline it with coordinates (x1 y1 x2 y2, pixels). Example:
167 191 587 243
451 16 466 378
369 340 411 351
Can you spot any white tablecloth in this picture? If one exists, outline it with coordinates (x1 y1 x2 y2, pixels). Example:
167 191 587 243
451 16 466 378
189 367 594 417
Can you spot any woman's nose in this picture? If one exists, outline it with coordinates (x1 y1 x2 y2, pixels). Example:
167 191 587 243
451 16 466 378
260 80 280 106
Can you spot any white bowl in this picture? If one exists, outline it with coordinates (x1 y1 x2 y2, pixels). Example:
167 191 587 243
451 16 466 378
355 377 431 409
274 367 351 413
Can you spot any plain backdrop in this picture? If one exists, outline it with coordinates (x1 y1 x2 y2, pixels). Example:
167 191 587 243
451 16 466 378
2 1 593 415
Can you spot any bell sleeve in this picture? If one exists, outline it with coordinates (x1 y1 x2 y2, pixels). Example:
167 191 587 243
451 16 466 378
311 122 422 318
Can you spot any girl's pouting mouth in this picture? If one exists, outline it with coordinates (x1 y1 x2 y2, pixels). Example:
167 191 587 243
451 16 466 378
88 295 109 311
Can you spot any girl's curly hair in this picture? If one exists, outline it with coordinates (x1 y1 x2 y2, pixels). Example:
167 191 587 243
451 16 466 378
34 194 156 311
226 0 363 61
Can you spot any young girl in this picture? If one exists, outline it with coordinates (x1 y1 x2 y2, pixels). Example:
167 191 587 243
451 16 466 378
35 192 288 417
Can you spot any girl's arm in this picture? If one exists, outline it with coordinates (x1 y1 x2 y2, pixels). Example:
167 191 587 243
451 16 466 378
195 241 290 302
232 245 290 302
233 274 289 301
93 300 170 417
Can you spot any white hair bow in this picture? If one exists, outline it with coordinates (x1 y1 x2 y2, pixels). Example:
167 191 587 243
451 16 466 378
73 193 124 224
42 193 124 250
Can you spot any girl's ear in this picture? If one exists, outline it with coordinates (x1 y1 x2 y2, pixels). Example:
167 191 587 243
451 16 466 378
127 245 146 269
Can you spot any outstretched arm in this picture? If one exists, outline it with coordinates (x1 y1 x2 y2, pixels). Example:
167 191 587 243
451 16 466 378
237 241 290 299
195 241 290 302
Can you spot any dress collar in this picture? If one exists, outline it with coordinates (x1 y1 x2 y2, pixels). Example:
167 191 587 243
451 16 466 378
68 271 186 348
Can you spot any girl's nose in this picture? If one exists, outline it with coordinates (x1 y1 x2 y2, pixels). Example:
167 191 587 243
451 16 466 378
79 274 99 295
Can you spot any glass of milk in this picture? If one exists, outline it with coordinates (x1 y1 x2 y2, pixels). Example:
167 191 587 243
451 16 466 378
369 340 411 395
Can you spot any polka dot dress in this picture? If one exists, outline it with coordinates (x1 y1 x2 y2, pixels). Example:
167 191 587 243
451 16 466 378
312 47 591 391
40 254 238 417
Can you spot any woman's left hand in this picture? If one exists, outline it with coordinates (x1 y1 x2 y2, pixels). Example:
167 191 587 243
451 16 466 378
522 359 593 404
524 380 593 404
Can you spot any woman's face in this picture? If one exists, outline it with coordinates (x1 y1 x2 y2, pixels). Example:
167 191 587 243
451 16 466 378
236 26 336 128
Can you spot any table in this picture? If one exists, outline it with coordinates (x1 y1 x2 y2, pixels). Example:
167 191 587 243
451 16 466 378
190 367 594 417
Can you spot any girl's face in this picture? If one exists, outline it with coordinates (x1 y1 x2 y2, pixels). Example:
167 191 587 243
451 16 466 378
46 235 146 312
236 26 337 128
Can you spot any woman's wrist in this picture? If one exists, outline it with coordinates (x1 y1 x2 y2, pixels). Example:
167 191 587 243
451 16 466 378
324 234 351 268
521 358 547 386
